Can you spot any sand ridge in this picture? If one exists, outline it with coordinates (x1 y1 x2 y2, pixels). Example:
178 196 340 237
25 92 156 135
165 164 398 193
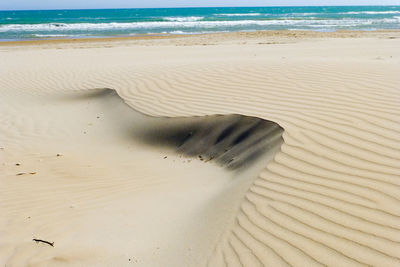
0 32 399 266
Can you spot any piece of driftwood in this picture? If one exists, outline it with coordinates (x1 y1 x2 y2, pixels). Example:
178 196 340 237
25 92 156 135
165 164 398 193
33 238 54 247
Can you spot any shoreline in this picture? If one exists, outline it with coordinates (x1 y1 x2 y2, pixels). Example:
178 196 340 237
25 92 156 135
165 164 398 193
1 29 399 46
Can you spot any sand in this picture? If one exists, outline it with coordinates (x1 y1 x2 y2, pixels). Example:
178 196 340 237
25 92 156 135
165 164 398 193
0 30 399 266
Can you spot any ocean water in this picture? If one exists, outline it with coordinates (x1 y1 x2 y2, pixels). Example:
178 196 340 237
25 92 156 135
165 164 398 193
0 6 399 41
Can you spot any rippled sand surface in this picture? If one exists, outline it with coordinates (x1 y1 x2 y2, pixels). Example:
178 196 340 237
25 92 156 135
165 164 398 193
1 31 399 266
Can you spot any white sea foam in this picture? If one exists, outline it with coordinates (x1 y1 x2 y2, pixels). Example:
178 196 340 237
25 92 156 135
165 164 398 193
33 34 70 37
131 30 229 35
168 30 202 35
340 11 400 15
168 30 186 34
0 18 397 32
168 30 229 34
216 13 261 16
288 12 318 16
163 16 204 22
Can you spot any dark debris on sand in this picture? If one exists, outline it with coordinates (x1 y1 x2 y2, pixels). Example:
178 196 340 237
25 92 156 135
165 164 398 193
141 114 283 170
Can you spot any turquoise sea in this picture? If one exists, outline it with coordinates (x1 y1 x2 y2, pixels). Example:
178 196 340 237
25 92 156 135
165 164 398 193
0 6 399 41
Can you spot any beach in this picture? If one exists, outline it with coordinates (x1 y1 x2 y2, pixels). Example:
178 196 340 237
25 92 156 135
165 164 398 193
1 30 400 266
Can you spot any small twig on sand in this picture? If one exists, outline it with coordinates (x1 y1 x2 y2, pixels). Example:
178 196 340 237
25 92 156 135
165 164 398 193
33 239 54 247
16 172 36 176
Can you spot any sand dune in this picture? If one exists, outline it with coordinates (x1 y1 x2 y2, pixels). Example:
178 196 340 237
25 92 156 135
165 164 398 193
1 88 273 266
1 31 400 266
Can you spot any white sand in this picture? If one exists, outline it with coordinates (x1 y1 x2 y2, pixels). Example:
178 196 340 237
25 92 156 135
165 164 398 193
1 31 400 266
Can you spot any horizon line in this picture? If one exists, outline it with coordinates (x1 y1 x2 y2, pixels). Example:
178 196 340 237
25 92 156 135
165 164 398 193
1 4 399 12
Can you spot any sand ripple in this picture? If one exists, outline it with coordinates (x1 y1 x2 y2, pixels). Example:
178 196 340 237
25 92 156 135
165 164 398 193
114 62 400 266
1 40 399 266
